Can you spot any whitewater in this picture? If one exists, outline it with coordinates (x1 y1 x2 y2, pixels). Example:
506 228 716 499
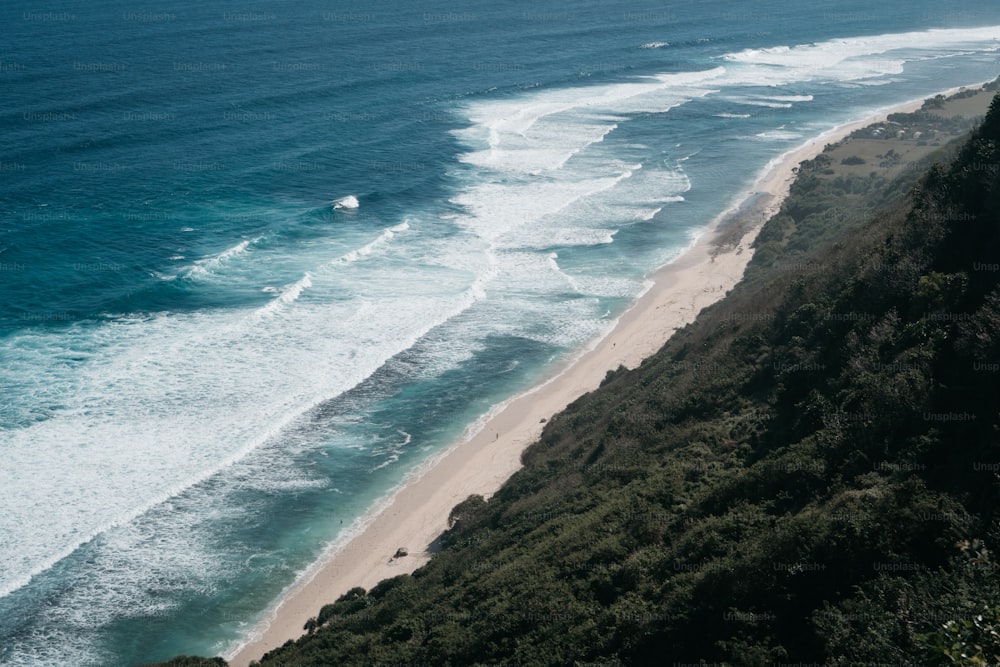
1 0 999 663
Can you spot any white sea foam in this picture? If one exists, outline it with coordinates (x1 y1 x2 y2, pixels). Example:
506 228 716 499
453 68 725 167
334 221 410 265
725 94 813 109
754 130 804 141
452 68 698 266
450 171 635 244
635 206 664 221
276 274 312 305
1 436 332 665
720 26 1000 87
727 97 794 108
514 227 619 250
761 94 814 102
369 430 414 472
0 219 495 600
333 194 360 209
249 273 313 320
182 237 260 280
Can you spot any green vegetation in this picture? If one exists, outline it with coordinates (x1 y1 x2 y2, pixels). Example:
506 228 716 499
154 91 1000 667
824 80 999 181
137 657 227 667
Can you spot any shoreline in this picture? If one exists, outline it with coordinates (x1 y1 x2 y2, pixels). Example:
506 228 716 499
225 84 989 666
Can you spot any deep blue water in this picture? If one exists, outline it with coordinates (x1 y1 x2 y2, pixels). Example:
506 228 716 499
1 0 998 664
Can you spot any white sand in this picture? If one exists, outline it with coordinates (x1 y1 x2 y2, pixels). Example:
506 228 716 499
225 91 972 666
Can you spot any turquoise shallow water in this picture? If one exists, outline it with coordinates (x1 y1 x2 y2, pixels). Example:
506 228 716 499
1 0 999 663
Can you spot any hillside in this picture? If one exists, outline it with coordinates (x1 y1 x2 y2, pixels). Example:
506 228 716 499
153 90 1000 667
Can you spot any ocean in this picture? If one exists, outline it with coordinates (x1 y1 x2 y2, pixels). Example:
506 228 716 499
1 0 998 663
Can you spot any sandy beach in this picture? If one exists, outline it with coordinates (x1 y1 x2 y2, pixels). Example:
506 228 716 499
225 87 982 666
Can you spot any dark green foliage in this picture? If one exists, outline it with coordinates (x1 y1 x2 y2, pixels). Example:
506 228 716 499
136 658 227 667
920 606 1000 667
153 92 1000 667
447 494 488 531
